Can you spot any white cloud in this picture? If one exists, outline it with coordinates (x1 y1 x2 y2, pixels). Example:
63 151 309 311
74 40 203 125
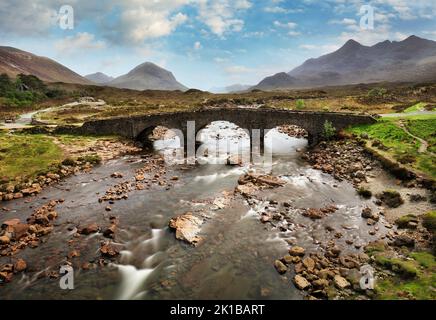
243 31 265 38
273 21 297 29
264 4 303 14
329 18 357 26
264 6 288 13
55 32 106 55
196 0 252 36
119 7 188 43
288 31 301 36
194 41 202 50
214 57 229 63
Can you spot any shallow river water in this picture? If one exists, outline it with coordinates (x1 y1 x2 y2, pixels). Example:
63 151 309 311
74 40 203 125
0 122 388 300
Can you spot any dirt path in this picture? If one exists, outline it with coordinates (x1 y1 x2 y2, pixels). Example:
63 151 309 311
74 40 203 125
398 120 429 154
1 98 106 130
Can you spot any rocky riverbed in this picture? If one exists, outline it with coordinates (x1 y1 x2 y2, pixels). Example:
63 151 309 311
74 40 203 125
0 124 434 300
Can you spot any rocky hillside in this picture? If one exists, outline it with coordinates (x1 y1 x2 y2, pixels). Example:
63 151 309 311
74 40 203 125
0 46 91 84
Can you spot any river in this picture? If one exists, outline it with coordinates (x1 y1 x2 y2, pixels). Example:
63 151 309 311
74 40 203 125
0 122 389 300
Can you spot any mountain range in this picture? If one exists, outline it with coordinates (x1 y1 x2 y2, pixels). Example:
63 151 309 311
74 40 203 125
252 35 436 90
1 35 436 92
210 84 252 93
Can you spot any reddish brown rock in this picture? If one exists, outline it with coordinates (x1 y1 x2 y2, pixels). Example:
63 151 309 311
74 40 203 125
78 223 99 235
13 259 27 272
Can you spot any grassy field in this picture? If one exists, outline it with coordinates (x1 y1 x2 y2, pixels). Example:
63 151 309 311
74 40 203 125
347 114 436 178
375 251 436 300
0 131 63 182
0 131 120 184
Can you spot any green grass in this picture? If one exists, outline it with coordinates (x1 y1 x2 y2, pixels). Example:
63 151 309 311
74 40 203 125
347 117 436 178
423 211 436 232
0 131 63 182
405 118 436 153
403 102 427 113
375 251 436 300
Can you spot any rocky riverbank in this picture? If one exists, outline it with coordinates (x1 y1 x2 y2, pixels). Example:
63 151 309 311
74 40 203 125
291 138 436 299
0 138 141 203
277 125 308 139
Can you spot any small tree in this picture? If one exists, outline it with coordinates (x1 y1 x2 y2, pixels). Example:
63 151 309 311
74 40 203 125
295 99 305 110
322 120 336 140
0 73 13 95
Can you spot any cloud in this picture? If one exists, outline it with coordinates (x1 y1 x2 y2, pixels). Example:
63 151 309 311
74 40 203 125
273 21 297 29
55 32 106 55
196 0 252 36
288 31 301 36
214 57 229 63
264 6 304 14
117 6 188 43
0 1 57 36
194 41 202 50
329 18 357 26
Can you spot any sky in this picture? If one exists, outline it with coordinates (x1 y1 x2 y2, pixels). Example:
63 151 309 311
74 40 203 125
0 0 435 90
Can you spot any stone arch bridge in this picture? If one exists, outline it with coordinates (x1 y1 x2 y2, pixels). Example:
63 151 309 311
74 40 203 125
74 108 376 152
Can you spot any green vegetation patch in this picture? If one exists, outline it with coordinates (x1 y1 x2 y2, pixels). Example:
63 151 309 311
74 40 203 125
357 187 372 199
375 251 436 300
402 102 427 113
395 214 418 229
0 131 63 182
405 117 436 153
423 211 436 232
347 117 436 178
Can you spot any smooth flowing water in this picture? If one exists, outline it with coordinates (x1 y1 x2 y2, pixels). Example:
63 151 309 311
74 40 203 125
0 122 386 300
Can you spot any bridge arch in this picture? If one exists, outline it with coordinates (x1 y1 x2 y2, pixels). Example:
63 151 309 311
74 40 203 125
75 108 377 154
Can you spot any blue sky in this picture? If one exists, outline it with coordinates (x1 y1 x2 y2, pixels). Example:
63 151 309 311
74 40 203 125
1 0 435 90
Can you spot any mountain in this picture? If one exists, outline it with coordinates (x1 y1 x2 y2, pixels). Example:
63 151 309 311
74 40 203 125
108 62 188 91
253 35 436 90
253 72 297 91
210 84 252 93
85 72 114 84
0 46 91 84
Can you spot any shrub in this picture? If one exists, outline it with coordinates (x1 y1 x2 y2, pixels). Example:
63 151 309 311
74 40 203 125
423 211 436 232
395 214 418 229
61 158 77 166
78 154 102 165
322 120 336 140
295 99 305 110
357 187 372 199
367 87 387 97
376 190 404 208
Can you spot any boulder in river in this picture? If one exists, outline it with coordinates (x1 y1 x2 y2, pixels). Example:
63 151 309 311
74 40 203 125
294 275 311 290
289 246 305 256
169 212 203 246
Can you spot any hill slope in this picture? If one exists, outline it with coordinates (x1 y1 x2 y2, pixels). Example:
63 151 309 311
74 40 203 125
0 46 91 84
108 62 188 91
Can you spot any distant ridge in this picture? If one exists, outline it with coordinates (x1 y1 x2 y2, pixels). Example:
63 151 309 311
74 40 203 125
252 35 436 90
85 72 114 84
